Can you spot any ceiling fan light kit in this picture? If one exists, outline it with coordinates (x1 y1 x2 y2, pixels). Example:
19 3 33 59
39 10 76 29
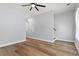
21 3 46 11
31 4 35 8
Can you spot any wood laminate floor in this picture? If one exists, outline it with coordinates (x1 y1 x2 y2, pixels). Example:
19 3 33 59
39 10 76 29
0 37 78 56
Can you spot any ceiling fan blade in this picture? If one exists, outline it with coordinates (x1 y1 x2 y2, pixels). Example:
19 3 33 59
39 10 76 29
36 4 46 7
21 4 31 6
30 7 32 11
35 7 39 11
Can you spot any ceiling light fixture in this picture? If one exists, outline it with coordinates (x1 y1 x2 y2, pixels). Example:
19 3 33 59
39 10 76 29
31 4 35 8
21 3 46 11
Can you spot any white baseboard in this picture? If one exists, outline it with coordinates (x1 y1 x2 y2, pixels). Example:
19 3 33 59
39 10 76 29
56 37 74 43
27 36 56 43
74 39 79 53
0 38 26 48
75 42 79 53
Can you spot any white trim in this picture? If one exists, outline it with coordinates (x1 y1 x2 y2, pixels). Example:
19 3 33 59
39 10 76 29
74 39 79 53
0 38 26 48
75 42 79 53
56 37 74 42
27 36 56 43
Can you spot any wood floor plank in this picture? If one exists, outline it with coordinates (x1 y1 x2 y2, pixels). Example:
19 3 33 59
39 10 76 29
0 37 78 56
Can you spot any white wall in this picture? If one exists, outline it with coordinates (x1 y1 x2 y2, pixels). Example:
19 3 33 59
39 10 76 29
27 11 54 42
55 10 75 42
0 4 26 47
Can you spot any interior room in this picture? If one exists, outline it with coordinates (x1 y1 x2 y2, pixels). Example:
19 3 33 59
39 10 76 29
0 3 79 56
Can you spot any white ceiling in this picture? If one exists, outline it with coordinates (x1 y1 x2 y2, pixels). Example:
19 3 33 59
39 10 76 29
19 3 77 17
0 3 77 18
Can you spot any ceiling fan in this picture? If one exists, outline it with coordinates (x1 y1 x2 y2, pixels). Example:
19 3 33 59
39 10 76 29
21 3 46 11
